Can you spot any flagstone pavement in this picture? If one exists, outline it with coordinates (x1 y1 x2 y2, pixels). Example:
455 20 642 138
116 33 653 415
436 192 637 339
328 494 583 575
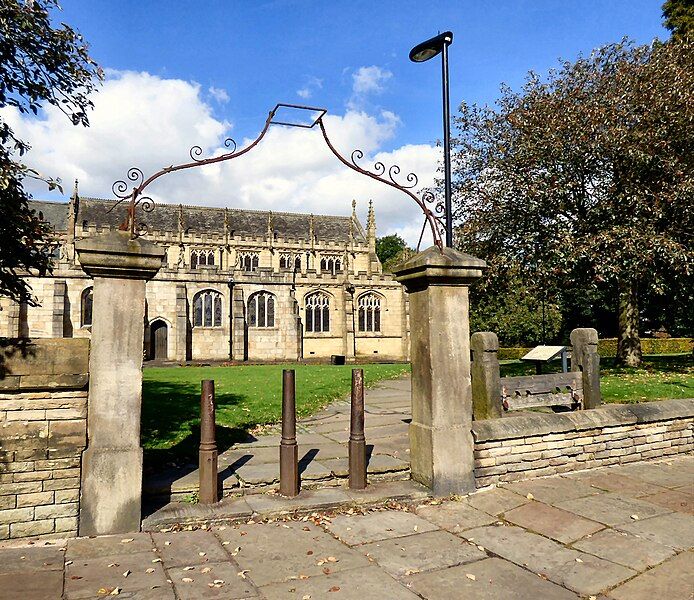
1 454 692 599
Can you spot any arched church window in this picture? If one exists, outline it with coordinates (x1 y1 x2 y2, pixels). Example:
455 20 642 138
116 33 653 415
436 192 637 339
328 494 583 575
305 291 330 333
81 287 93 327
191 249 215 269
248 291 276 328
320 255 342 275
358 292 381 332
193 290 223 327
238 252 259 272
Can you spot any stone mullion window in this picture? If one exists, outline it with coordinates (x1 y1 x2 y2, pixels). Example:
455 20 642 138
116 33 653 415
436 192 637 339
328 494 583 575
305 292 330 333
357 293 381 333
239 252 260 272
81 287 93 327
248 291 276 327
193 290 223 327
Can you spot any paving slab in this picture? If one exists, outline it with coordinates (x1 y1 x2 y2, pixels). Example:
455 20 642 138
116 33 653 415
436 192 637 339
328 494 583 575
243 487 351 514
213 521 370 587
415 499 497 532
151 530 229 567
458 524 581 583
259 564 420 600
607 550 694 600
572 528 676 571
555 492 671 526
558 552 636 597
616 461 694 489
504 501 604 543
566 471 669 498
325 510 438 546
168 561 259 599
0 546 64 573
640 489 693 515
359 529 485 577
467 486 529 516
503 476 601 504
407 557 580 600
64 551 169 599
617 511 694 550
0 570 63 600
66 533 155 560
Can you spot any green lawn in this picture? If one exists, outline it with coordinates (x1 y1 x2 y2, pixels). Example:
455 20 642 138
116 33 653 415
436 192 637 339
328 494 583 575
500 354 693 404
142 354 692 469
142 362 410 468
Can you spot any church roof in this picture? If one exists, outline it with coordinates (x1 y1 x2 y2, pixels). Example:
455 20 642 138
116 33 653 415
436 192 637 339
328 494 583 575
31 197 367 243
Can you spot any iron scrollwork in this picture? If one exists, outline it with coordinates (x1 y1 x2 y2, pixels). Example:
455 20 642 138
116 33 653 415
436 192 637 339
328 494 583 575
109 103 444 249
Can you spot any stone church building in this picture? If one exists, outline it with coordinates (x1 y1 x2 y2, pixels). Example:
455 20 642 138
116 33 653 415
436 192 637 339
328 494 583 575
0 189 410 363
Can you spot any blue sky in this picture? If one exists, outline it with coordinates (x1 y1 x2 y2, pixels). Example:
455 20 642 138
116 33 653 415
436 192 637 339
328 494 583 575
9 0 668 244
60 0 667 148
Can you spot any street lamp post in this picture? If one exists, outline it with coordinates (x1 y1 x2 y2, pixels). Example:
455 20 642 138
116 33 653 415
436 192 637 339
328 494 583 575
410 31 454 248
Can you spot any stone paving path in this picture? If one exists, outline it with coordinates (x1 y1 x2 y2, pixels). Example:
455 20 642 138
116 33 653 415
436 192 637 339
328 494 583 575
2 454 692 599
145 376 412 500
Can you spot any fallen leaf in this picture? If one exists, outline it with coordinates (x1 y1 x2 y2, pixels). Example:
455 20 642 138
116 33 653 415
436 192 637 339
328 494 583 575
145 568 155 574
181 577 194 583
575 558 583 563
306 550 314 555
322 567 331 574
120 538 134 544
201 567 212 573
327 556 338 563
238 570 249 579
152 558 162 563
65 560 73 566
107 563 118 568
110 588 121 596
222 541 230 546
164 541 172 546
213 579 224 585
526 493 534 500
183 566 195 571
198 552 206 556
630 514 640 520
329 586 340 592
302 595 311 600
466 573 476 581
69 575 82 580
122 570 131 577
299 574 309 580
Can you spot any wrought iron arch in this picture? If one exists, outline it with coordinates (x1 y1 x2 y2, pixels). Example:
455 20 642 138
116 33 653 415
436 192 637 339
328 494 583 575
109 103 444 250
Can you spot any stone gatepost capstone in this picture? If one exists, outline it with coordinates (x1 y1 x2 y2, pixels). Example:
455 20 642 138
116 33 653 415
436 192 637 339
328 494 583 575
75 231 165 535
394 247 485 495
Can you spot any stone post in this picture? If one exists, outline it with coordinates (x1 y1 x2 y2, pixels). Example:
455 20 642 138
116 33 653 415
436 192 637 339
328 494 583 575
174 284 188 361
471 332 503 420
570 328 601 409
394 247 485 495
75 231 165 535
51 280 67 338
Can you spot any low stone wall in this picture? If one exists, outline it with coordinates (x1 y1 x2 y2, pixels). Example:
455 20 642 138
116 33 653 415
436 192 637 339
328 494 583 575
0 338 89 540
472 398 694 488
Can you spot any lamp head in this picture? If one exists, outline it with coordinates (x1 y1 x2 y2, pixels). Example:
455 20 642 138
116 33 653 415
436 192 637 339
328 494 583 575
409 31 453 63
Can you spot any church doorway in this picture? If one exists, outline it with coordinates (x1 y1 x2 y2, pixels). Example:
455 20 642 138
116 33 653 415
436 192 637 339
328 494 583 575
149 319 168 360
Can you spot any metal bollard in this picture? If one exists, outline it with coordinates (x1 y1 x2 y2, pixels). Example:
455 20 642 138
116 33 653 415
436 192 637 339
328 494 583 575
199 379 219 503
349 368 367 490
279 369 300 497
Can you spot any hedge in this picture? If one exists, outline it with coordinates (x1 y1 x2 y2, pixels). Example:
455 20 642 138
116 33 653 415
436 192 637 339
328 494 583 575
497 337 692 361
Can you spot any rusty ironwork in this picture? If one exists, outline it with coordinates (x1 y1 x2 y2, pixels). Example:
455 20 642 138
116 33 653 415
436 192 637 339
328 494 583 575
349 368 367 490
279 369 300 497
109 102 444 249
199 379 219 504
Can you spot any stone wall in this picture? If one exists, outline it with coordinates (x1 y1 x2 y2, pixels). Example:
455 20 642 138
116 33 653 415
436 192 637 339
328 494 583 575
472 398 694 488
0 338 89 540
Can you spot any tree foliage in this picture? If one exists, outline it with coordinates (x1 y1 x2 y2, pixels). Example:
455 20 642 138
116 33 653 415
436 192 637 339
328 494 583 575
0 0 100 304
376 234 416 272
662 0 694 39
453 39 693 365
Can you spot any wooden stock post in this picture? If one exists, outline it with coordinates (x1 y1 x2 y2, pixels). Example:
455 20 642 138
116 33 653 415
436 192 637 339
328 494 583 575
199 379 219 503
349 368 367 490
280 369 300 497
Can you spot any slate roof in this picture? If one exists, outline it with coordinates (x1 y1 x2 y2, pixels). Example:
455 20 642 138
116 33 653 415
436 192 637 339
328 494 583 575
30 197 367 243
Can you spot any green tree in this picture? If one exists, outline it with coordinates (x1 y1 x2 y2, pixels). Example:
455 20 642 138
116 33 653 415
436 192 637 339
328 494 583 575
663 0 694 39
452 39 693 366
376 234 407 271
1 0 100 305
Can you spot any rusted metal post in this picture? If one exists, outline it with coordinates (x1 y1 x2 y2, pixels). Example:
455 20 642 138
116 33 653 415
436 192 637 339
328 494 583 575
199 379 219 503
349 368 367 490
280 369 300 497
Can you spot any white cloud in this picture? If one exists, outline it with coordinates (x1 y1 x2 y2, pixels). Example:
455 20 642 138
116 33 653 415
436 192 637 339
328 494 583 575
352 66 392 95
208 86 230 104
296 76 323 101
4 70 440 248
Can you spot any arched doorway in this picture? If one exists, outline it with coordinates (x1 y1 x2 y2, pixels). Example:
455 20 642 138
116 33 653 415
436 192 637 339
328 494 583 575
149 319 168 360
